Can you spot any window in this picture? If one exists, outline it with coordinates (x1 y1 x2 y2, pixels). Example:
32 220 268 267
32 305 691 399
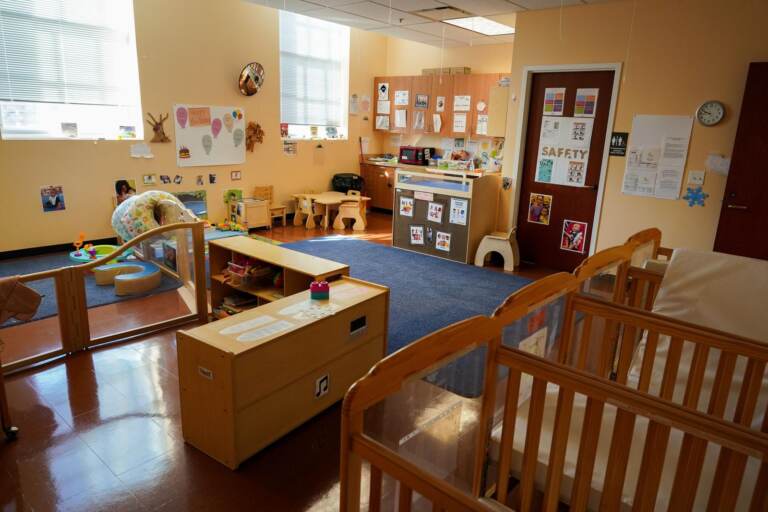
0 0 143 140
279 11 349 140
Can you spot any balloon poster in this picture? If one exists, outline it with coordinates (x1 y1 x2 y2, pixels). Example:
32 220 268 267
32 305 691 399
174 104 246 167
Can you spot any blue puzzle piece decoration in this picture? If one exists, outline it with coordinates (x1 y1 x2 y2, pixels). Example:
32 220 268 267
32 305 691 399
682 186 708 207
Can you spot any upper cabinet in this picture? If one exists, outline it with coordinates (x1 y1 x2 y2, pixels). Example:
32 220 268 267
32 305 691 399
373 73 509 138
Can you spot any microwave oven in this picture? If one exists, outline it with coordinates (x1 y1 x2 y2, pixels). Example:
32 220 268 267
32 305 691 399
399 146 435 165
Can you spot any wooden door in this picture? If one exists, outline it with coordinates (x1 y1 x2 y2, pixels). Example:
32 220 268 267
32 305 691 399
713 62 768 260
429 74 453 137
515 70 615 271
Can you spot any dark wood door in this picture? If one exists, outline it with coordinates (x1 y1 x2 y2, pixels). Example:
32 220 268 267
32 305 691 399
516 70 615 271
714 62 768 260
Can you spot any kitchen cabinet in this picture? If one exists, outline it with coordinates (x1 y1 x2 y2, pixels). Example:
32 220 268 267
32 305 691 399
360 163 394 211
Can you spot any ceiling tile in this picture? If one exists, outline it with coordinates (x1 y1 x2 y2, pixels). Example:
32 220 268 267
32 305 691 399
509 0 583 8
248 0 319 12
368 0 445 11
408 21 481 42
302 0 362 6
438 0 523 16
370 26 442 42
466 34 515 45
302 7 389 29
336 1 431 25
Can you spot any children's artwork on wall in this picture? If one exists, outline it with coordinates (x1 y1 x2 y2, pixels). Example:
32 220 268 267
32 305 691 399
196 175 204 186
209 174 217 184
173 190 208 219
376 100 390 115
574 88 598 118
377 83 389 100
130 142 154 159
231 170 242 181
449 198 468 225
535 117 593 187
560 219 588 253
399 196 414 217
409 225 424 245
682 186 709 207
426 227 434 243
115 179 137 205
436 96 445 112
245 122 263 151
527 193 552 225
427 202 443 223
414 94 428 109
280 123 289 138
435 231 451 252
359 94 371 113
160 175 171 184
146 113 171 142
223 189 243 204
174 175 183 185
394 90 408 106
174 104 246 167
142 174 157 186
283 141 297 156
40 185 65 212
543 87 566 116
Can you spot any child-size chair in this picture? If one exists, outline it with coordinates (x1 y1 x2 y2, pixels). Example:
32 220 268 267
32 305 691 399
474 227 520 272
333 190 367 231
253 185 287 227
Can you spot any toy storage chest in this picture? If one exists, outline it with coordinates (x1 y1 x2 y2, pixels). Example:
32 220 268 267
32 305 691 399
177 277 389 469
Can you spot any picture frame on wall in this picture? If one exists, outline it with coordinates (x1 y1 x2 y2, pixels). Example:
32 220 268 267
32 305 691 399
409 225 424 245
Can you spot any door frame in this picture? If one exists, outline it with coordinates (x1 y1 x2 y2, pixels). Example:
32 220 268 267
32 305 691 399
507 63 622 255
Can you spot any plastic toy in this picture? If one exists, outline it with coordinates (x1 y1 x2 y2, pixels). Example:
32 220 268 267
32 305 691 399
682 186 709 207
93 261 162 296
310 281 329 300
69 243 132 264
72 232 85 257
216 219 247 232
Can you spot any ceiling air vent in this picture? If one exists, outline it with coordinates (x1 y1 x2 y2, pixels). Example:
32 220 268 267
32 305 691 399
414 6 469 21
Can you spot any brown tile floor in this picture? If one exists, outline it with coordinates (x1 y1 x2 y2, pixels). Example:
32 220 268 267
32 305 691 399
1 212 553 511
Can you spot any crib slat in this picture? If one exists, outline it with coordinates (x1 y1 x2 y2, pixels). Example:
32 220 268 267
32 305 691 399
643 280 658 311
597 318 620 379
520 378 548 512
636 331 659 393
398 483 412 512
667 350 738 511
663 343 709 512
543 388 575 512
749 406 768 512
369 465 383 512
600 409 637 510
615 322 639 384
495 369 522 504
576 314 594 370
631 337 684 511
707 359 766 511
570 398 605 512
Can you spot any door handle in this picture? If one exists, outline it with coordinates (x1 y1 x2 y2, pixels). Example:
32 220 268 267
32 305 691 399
727 204 749 210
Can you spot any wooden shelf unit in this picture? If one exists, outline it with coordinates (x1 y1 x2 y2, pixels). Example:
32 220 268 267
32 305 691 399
209 236 349 312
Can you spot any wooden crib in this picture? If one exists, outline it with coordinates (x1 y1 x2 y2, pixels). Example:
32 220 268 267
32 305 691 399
340 244 768 511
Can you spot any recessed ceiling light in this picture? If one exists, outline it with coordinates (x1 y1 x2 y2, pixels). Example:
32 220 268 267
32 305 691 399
443 16 515 36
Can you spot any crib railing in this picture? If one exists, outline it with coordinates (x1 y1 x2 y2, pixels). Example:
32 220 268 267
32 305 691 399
3 221 208 373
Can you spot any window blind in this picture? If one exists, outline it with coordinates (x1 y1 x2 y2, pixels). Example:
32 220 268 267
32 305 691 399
279 11 349 133
0 0 143 139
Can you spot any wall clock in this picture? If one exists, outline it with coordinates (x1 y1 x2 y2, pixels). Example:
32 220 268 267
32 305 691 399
696 100 725 126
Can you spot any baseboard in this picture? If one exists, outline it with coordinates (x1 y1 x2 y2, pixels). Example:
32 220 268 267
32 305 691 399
0 237 119 261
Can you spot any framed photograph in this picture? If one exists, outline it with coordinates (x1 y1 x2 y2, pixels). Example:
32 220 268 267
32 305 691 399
160 175 171 184
231 170 242 181
527 193 552 225
414 94 428 109
560 219 588 253
399 196 414 217
40 185 65 212
173 175 183 185
427 201 443 223
409 225 424 246
209 173 217 184
196 175 204 186
142 174 157 186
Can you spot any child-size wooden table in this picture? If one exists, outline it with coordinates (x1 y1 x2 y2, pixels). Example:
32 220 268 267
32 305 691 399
292 192 371 230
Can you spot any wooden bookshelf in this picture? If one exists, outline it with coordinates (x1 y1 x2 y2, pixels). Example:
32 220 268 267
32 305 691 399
209 236 349 315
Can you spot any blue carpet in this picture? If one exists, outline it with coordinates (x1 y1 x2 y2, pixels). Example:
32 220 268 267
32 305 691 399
0 251 181 324
283 237 533 396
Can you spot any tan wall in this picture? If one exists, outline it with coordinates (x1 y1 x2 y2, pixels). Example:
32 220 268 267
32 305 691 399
0 0 386 252
385 37 513 76
500 0 768 251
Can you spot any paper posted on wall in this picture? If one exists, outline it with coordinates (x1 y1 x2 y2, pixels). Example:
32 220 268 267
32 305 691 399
535 117 593 187
433 114 442 133
375 115 390 131
394 110 407 129
449 198 468 225
621 115 693 199
476 114 489 135
453 113 467 133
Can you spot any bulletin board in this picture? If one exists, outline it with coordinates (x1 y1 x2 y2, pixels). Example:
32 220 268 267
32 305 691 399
174 104 246 167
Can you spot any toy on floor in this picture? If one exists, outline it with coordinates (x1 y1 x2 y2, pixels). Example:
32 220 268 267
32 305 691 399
216 219 247 232
111 190 198 242
93 261 162 296
69 239 132 264
310 281 329 300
